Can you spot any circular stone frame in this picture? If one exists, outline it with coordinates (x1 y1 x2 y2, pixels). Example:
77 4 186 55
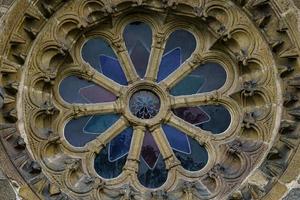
0 0 299 200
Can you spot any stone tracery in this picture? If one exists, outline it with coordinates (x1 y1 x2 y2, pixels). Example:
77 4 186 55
0 0 299 199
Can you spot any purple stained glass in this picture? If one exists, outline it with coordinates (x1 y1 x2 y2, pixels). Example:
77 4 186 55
141 130 160 169
59 76 116 104
173 105 231 134
124 22 152 78
79 85 116 103
163 125 191 154
173 107 210 126
109 127 133 162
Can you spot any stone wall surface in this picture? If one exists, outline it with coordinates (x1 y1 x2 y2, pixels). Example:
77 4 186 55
1 0 300 199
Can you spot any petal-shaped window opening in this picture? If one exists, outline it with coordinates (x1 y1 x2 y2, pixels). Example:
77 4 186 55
170 62 227 96
173 105 231 134
197 105 231 134
138 155 168 188
138 130 168 188
163 125 208 171
82 38 127 85
59 76 116 104
124 21 152 78
94 127 133 179
157 30 196 82
64 114 120 147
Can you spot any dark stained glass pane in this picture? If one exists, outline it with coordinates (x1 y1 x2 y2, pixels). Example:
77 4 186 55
94 127 133 179
82 38 127 85
173 107 210 126
157 48 181 82
157 30 196 82
124 21 152 78
64 114 120 147
163 125 191 154
170 62 227 96
59 76 116 104
141 130 160 169
197 105 231 134
138 155 168 188
94 148 126 179
109 127 133 162
174 135 208 171
173 105 231 134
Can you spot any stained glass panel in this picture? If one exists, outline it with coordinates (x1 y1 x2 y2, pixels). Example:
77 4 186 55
170 62 227 96
82 38 127 85
123 21 152 78
157 30 196 81
59 76 116 104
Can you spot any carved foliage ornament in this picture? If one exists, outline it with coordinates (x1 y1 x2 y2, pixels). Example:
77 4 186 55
0 0 299 200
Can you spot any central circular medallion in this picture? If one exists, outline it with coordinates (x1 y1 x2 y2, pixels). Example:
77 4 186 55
129 90 161 119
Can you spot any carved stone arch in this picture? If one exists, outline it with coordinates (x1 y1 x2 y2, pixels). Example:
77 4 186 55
1 0 300 199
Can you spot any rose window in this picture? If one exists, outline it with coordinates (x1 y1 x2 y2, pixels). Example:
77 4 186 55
58 21 231 188
16 2 283 199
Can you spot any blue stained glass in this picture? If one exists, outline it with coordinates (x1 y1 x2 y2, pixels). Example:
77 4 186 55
100 55 127 85
157 30 196 82
81 38 128 85
157 48 181 82
170 75 205 96
124 22 152 78
83 114 119 134
197 105 231 134
64 116 98 147
109 127 133 162
82 38 117 71
59 76 116 104
138 155 168 188
174 135 208 171
162 125 191 154
170 62 227 96
94 146 127 179
64 114 119 147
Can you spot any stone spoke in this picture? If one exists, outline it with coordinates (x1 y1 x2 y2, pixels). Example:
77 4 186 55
74 62 124 96
112 37 139 83
170 91 221 108
87 117 129 152
166 113 214 142
124 126 146 173
159 53 202 88
152 126 180 169
144 30 166 81
69 101 121 118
